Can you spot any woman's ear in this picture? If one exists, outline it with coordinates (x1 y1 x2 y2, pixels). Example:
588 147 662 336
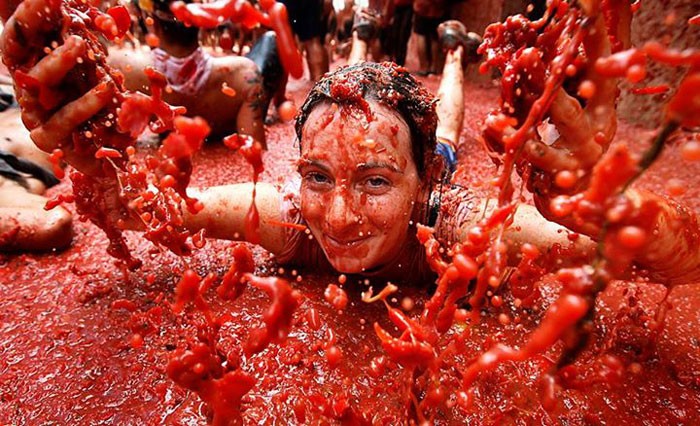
421 155 445 191
415 155 444 207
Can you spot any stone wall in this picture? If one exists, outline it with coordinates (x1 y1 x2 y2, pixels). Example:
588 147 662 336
617 1 700 127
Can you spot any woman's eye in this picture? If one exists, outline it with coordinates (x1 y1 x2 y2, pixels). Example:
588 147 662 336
304 172 332 187
363 176 391 192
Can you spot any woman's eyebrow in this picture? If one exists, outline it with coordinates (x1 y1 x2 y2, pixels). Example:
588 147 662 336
298 159 331 173
356 162 401 173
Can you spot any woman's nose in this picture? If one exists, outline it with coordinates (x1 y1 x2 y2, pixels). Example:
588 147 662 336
326 188 356 231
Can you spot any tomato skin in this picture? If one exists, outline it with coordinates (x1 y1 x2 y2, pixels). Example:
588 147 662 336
107 5 131 38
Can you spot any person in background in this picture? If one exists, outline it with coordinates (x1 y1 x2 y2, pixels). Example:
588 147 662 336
384 0 413 66
331 0 356 59
279 0 330 81
109 0 289 144
412 0 447 75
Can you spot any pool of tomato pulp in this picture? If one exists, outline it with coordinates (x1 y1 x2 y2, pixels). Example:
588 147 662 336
2 66 700 423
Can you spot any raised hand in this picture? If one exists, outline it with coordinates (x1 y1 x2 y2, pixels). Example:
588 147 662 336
1 0 132 176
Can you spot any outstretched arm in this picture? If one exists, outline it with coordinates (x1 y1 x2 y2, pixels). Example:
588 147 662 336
456 199 596 266
485 10 700 284
183 182 287 254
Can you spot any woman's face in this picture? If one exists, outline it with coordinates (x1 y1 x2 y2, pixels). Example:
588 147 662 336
299 100 422 274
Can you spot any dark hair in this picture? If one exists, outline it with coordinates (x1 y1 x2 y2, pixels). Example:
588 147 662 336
295 62 438 177
149 0 199 44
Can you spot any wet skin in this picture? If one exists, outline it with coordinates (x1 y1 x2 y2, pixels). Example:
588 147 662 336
298 100 426 274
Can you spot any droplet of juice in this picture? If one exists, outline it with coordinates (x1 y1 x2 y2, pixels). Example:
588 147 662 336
145 33 160 48
326 345 342 368
617 226 647 249
130 333 144 349
577 80 596 99
681 140 700 161
626 64 646 83
554 170 577 189
666 178 686 196
278 100 297 122
221 83 236 97
550 195 574 217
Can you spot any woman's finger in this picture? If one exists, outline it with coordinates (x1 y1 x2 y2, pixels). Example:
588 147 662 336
523 139 579 172
549 88 591 149
548 88 605 168
0 0 61 66
28 35 87 87
30 80 115 152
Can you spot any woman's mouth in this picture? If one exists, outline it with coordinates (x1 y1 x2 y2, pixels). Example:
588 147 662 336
323 234 370 252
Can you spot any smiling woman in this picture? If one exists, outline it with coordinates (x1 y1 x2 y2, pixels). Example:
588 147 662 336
185 62 448 280
183 61 592 283
297 102 422 273
287 62 438 276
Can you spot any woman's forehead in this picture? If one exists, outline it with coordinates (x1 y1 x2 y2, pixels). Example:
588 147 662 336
301 100 411 151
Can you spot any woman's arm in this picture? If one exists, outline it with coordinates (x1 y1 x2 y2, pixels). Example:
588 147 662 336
183 182 288 255
95 181 290 255
455 199 596 265
614 188 700 285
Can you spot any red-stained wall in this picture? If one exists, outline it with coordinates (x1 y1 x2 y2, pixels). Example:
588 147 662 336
617 1 700 127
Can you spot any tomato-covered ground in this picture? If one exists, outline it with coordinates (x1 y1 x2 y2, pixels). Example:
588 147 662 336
1 73 699 424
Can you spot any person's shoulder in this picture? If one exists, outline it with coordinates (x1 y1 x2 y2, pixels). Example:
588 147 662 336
211 53 257 75
108 45 154 68
210 54 261 91
431 183 479 243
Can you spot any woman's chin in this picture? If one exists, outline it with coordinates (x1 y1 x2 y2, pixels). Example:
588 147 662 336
327 256 374 275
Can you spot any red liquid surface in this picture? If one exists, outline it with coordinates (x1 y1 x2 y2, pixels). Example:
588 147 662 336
1 75 700 423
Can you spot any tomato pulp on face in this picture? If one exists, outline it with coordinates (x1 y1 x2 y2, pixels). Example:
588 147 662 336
299 101 422 274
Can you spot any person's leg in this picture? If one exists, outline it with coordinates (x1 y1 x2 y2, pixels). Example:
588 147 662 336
273 72 289 108
413 14 432 74
245 31 289 123
429 34 442 74
303 37 329 81
414 33 430 74
348 32 369 65
280 0 328 81
434 46 464 173
421 16 444 74
394 6 413 66
326 8 337 61
350 8 381 63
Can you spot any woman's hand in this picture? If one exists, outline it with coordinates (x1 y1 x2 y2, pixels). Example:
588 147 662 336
1 0 127 177
483 11 626 232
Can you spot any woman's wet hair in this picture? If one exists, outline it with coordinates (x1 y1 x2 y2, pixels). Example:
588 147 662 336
296 62 438 177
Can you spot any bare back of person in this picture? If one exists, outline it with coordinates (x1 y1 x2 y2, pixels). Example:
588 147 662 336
108 47 266 142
